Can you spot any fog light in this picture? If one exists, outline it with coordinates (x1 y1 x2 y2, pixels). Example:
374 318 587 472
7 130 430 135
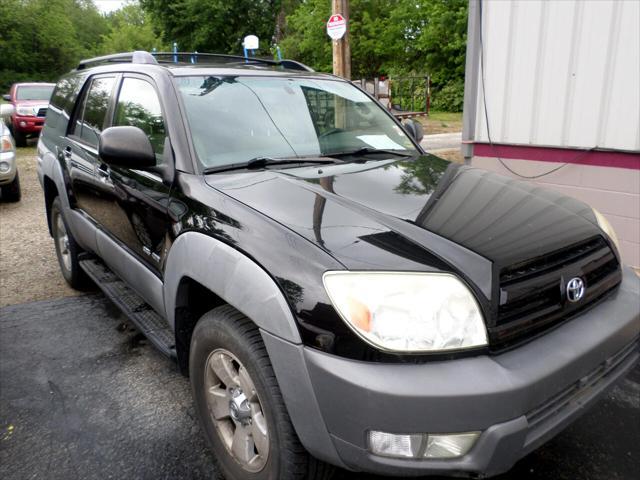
424 432 480 458
369 430 480 459
369 431 422 458
19 121 27 127
0 161 10 173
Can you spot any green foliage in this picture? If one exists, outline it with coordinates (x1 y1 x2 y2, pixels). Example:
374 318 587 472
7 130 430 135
100 3 168 53
0 0 107 90
1 0 467 112
0 0 165 91
140 0 286 55
431 78 465 112
280 0 468 111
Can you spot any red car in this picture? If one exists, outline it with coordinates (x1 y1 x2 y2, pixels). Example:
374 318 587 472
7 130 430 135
3 82 55 147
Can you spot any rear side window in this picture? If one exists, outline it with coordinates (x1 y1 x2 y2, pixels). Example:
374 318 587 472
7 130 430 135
46 75 84 130
113 77 166 162
70 76 115 148
49 76 83 118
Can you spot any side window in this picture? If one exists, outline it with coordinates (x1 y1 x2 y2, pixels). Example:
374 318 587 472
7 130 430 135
70 76 115 148
114 77 166 163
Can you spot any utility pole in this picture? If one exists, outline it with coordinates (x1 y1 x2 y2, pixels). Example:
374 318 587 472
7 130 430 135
331 0 351 79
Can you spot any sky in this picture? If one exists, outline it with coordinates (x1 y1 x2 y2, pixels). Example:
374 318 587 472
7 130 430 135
94 0 128 14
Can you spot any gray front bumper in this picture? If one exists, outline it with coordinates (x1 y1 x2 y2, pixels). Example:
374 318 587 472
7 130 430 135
0 150 17 185
261 268 639 477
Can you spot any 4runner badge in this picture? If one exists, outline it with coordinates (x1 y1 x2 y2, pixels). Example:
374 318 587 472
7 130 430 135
566 277 586 303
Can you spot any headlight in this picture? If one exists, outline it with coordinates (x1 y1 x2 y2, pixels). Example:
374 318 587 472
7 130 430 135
593 209 620 252
323 272 487 353
1 135 13 153
16 106 34 116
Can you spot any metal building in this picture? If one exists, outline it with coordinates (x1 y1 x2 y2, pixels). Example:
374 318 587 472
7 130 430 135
462 0 640 266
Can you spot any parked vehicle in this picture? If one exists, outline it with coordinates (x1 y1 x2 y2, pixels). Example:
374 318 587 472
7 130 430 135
37 51 639 480
0 104 20 201
3 82 55 147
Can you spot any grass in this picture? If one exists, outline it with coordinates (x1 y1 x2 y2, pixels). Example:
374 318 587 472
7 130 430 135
418 110 463 135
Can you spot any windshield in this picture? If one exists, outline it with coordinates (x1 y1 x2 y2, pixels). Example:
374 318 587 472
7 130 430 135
16 85 54 101
176 76 417 169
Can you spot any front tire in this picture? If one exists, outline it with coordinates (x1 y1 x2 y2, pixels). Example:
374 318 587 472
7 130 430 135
13 129 27 147
190 305 332 480
1 171 21 202
51 197 89 289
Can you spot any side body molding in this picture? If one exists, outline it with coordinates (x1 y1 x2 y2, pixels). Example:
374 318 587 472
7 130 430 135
163 232 302 344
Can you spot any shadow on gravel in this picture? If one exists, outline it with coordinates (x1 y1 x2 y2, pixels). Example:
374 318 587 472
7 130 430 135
1 294 638 480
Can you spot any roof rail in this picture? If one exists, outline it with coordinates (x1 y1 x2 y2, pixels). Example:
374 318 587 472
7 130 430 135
151 52 314 72
76 50 314 72
77 51 158 70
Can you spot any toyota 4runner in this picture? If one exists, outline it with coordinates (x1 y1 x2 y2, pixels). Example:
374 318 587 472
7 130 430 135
37 51 639 480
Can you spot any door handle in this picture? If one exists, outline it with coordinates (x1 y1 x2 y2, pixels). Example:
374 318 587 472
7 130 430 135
97 163 110 180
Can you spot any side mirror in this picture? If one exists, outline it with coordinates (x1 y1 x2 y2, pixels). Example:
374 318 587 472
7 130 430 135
99 126 156 169
2 94 10 102
402 119 424 144
0 104 14 118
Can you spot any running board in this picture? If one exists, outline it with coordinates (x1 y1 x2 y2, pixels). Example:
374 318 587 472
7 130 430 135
79 256 176 358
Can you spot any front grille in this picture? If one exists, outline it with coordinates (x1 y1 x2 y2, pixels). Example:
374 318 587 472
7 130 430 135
37 107 47 117
490 236 621 351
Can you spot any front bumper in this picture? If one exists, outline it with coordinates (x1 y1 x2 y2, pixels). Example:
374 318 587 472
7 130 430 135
262 267 640 477
0 150 17 185
12 115 45 134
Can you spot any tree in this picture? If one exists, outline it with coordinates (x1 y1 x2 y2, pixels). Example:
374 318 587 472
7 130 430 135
100 2 167 53
0 0 108 89
279 0 468 111
140 0 288 55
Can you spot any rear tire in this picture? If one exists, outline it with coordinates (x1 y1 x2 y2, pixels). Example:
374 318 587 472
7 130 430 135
2 171 21 202
190 305 333 480
51 197 90 290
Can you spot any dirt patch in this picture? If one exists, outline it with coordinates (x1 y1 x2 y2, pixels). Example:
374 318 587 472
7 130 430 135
0 145 81 307
432 148 464 164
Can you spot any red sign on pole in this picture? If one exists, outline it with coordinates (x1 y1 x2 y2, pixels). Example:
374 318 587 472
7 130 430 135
326 14 347 40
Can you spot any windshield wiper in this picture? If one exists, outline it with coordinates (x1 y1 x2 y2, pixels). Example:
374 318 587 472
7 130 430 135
203 157 337 174
323 147 415 160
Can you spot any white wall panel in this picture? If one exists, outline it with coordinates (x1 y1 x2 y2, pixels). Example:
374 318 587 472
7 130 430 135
601 0 640 151
534 0 574 145
473 0 640 152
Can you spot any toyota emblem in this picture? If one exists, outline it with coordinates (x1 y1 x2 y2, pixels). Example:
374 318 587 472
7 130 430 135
566 277 585 303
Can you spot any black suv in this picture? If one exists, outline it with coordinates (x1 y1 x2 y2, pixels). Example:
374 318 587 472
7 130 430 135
37 51 639 479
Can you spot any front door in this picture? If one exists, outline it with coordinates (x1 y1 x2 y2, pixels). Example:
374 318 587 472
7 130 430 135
91 74 173 276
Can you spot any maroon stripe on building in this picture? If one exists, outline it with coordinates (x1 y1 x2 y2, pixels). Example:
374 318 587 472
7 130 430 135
473 143 640 170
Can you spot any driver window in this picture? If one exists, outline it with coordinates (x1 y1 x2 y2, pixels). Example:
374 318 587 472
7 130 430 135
114 78 166 164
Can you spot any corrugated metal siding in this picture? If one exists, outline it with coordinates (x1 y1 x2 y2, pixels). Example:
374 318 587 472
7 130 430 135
474 0 640 152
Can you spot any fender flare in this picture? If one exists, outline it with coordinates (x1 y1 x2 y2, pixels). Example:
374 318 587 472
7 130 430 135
163 231 302 344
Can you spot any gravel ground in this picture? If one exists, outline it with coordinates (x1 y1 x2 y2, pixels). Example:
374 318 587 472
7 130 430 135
0 145 81 307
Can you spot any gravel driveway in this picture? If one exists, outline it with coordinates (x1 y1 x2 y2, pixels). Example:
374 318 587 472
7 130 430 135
0 145 81 307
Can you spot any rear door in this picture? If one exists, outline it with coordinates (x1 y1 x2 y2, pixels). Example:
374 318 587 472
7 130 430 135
90 74 173 275
66 75 118 221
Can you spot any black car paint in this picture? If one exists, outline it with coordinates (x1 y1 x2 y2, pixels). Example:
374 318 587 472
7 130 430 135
41 64 617 363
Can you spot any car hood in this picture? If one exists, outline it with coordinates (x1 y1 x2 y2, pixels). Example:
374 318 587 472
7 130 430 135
206 155 602 297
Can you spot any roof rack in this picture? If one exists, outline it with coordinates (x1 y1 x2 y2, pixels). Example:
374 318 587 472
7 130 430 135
77 51 158 70
76 51 314 72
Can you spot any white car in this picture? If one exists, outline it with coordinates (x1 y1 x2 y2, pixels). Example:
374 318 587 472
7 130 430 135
0 105 20 201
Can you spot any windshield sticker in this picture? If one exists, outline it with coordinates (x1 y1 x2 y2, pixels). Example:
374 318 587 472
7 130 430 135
357 135 405 150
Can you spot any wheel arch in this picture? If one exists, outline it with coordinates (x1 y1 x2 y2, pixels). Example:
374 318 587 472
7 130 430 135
43 175 59 235
165 232 303 373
